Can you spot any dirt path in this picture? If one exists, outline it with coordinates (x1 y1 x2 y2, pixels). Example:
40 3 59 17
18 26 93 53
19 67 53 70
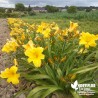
0 19 26 98
0 19 15 98
0 19 10 68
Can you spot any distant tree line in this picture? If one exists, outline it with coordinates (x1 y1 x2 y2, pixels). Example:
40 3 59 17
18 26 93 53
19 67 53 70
0 3 98 14
14 3 60 13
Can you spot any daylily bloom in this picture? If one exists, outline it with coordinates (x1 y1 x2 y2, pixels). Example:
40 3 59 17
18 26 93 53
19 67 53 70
42 28 51 38
23 40 34 50
2 38 19 53
0 66 20 85
79 32 98 48
36 25 44 33
69 21 78 32
36 22 49 33
25 47 45 67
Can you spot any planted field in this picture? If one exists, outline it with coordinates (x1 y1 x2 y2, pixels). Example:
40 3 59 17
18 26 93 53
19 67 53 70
22 10 98 21
22 10 98 34
0 17 98 98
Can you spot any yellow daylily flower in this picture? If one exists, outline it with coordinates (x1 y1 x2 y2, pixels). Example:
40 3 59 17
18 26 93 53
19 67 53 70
41 22 49 28
69 21 78 32
25 47 45 67
0 66 20 85
79 32 98 48
73 30 80 37
36 22 49 33
62 29 68 36
36 25 44 33
95 34 98 40
42 28 51 38
10 28 24 36
51 22 59 30
23 40 34 50
2 38 19 53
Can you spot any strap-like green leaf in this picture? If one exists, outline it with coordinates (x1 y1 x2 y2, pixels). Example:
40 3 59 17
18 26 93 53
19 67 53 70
27 86 48 98
24 74 57 84
44 64 58 85
63 51 77 74
24 74 50 80
84 51 96 62
79 77 93 83
27 86 62 98
71 63 98 74
41 86 62 98
45 64 55 79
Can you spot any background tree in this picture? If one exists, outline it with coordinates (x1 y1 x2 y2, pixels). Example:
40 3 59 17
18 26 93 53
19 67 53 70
45 5 59 13
67 6 77 13
15 3 25 11
27 4 32 12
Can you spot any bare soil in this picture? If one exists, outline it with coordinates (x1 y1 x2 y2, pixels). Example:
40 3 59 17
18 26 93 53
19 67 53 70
0 19 26 98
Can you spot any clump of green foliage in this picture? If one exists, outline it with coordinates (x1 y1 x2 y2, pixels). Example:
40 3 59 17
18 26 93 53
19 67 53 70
0 12 19 18
45 5 59 13
28 11 36 16
15 3 25 11
67 6 77 13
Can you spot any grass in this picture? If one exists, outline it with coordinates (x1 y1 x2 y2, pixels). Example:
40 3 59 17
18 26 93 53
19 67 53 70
21 10 98 34
22 10 98 21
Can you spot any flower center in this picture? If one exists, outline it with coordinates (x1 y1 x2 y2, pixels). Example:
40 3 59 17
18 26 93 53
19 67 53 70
34 52 39 58
9 72 15 77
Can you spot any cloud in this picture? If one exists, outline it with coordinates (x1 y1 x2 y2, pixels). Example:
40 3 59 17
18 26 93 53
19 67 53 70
0 0 13 8
0 0 98 8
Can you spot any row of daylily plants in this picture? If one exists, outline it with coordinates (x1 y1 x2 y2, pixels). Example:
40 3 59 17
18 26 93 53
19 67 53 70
0 18 98 98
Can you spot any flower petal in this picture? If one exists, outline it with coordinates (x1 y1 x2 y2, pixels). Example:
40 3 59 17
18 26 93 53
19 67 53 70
33 60 41 67
10 66 18 73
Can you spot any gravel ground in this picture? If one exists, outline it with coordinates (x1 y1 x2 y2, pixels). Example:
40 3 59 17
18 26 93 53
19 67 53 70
0 19 15 98
0 19 26 98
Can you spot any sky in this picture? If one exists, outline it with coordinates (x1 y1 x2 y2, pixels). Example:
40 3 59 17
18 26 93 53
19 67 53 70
0 0 98 8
